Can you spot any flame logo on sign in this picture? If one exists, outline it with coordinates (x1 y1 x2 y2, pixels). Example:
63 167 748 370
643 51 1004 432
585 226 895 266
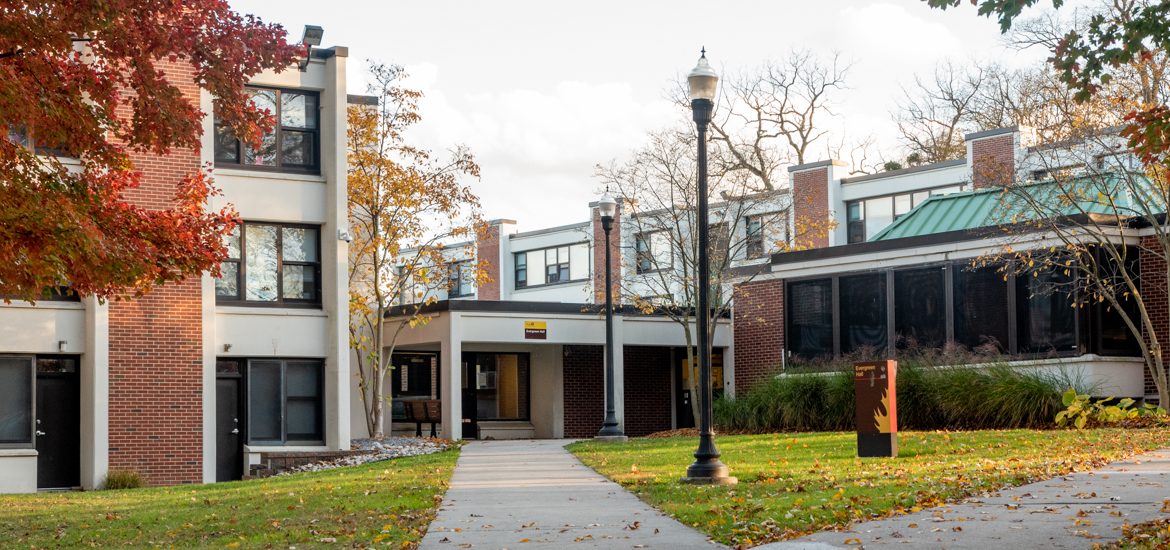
873 388 892 433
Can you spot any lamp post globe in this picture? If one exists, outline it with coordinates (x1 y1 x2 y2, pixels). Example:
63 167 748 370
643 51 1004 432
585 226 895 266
682 48 735 485
595 190 625 441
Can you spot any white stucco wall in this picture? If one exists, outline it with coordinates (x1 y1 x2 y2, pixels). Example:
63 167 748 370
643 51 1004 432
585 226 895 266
0 452 38 493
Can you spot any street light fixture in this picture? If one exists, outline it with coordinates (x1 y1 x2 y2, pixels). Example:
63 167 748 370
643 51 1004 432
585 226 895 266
595 191 626 441
682 48 736 485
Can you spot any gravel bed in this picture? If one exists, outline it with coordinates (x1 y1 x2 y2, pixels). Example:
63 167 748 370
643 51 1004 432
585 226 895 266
278 437 450 475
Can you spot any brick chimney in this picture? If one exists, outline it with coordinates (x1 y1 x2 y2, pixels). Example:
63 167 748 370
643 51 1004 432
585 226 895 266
591 200 622 304
475 219 515 300
788 159 847 249
966 126 1033 189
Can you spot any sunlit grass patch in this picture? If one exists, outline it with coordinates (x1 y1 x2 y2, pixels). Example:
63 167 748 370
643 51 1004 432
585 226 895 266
569 429 1170 547
0 448 458 549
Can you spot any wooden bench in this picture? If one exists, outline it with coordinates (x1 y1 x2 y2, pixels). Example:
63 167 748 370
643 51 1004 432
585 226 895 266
403 399 441 437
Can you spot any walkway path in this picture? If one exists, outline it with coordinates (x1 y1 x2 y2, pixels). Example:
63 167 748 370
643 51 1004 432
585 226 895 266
419 439 723 549
760 447 1170 549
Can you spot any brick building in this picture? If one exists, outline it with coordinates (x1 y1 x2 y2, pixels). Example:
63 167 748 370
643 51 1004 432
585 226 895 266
0 41 356 493
732 126 1164 404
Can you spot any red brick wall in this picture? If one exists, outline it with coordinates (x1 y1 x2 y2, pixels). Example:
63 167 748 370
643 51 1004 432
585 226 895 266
622 346 672 437
733 278 785 395
476 224 501 300
971 133 1016 189
562 345 603 437
1140 238 1169 401
107 60 204 486
593 206 621 304
792 168 829 249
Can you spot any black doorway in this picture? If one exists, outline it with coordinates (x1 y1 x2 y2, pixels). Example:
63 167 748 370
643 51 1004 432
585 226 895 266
460 355 478 439
35 356 80 489
215 375 243 482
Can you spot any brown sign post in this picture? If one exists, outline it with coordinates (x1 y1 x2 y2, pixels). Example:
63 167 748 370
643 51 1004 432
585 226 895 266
855 360 897 457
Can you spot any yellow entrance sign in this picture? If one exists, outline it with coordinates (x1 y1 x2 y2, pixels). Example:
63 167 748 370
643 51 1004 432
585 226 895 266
524 320 547 340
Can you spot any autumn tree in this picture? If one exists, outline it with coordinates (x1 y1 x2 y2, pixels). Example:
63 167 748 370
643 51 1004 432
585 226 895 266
597 126 829 421
671 50 866 191
926 0 1170 404
348 63 483 439
0 1 298 301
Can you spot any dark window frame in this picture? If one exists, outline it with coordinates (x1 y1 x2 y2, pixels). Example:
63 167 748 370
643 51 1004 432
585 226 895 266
512 243 590 290
214 87 321 175
216 221 322 308
0 355 35 449
744 212 784 259
635 230 671 274
466 352 532 422
448 260 475 298
244 358 325 446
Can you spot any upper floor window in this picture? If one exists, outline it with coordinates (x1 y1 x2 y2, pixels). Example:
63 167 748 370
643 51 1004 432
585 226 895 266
846 185 967 243
216 222 321 307
5 124 70 158
214 87 319 174
447 260 475 298
744 212 785 259
514 243 589 288
635 231 672 273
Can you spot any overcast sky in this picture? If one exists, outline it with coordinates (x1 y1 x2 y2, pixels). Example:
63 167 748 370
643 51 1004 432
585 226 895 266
229 0 1057 230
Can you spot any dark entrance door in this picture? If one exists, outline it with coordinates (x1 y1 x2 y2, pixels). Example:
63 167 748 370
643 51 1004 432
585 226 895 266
216 377 243 482
35 357 80 489
460 354 478 439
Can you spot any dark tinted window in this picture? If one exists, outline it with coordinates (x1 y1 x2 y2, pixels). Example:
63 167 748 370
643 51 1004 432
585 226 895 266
840 273 887 354
1017 268 1077 353
787 279 833 358
0 357 33 445
953 265 1010 352
894 267 946 349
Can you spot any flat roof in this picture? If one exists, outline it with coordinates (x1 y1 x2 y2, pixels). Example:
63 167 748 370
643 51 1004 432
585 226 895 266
386 299 730 319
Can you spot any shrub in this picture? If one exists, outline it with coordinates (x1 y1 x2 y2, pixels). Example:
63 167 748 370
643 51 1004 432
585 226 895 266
102 470 144 490
716 356 1083 433
1055 388 1167 429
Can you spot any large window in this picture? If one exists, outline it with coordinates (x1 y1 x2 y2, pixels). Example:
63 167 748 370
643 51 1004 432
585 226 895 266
787 279 833 359
0 356 33 447
783 260 1102 361
894 267 946 349
635 231 672 273
840 273 887 354
846 185 967 243
214 87 319 173
514 243 589 288
470 353 529 421
246 359 324 445
447 261 475 297
953 265 1010 352
216 223 320 306
1017 268 1078 354
744 212 786 259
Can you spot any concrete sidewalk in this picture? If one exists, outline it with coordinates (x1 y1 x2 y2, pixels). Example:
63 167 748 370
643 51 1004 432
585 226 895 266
419 439 723 549
759 447 1170 549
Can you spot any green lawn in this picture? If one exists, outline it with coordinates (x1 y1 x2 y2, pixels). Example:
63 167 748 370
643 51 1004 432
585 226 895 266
568 429 1170 547
0 449 458 549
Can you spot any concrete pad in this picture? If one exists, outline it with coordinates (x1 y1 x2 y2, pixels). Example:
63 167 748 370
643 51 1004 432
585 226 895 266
756 447 1170 549
420 439 724 549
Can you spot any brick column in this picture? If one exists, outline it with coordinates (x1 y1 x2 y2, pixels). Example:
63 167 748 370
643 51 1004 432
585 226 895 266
966 127 1025 189
107 60 204 486
475 219 514 301
789 160 845 249
1140 237 1169 401
562 345 604 437
592 202 621 304
732 277 785 395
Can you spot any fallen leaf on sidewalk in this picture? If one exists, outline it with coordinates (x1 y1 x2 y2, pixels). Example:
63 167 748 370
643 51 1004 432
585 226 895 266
1161 500 1170 513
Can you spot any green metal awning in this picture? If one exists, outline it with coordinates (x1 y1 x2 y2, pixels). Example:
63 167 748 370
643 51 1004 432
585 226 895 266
869 172 1158 242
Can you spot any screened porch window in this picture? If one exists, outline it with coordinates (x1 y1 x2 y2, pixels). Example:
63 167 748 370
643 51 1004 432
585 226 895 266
0 356 33 447
840 273 887 354
894 267 946 349
787 279 833 359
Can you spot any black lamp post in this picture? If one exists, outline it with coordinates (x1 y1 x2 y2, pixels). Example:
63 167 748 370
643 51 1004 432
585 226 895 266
682 48 735 485
595 192 626 441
